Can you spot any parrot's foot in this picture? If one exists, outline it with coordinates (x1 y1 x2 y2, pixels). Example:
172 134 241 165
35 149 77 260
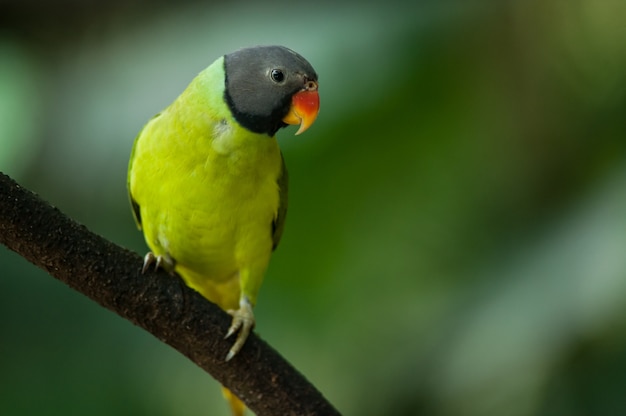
141 252 175 274
224 297 255 361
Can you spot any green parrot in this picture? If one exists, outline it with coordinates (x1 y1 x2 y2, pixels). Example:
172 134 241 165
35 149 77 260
127 45 319 415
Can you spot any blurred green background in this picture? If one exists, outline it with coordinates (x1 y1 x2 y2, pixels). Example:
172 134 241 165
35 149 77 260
1 0 626 415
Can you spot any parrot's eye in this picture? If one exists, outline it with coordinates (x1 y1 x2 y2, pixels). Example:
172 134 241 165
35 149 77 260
270 69 285 83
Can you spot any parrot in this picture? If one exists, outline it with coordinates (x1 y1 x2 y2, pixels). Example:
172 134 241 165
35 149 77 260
127 45 319 415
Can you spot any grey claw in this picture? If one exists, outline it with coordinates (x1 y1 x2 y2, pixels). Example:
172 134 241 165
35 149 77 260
142 252 157 273
141 252 175 274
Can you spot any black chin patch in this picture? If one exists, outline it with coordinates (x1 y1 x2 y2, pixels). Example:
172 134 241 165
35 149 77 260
224 87 290 136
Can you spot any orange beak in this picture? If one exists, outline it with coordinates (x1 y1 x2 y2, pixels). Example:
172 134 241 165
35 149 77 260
282 84 320 135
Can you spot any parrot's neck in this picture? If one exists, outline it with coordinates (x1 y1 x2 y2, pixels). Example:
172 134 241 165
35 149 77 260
178 56 231 121
168 56 276 156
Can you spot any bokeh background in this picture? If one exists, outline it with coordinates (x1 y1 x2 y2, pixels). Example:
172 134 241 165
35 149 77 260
1 0 626 415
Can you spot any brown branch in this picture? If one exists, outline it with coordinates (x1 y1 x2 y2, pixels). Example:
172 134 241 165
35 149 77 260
0 172 340 416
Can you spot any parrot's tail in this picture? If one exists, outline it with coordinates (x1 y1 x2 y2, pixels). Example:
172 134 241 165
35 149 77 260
222 386 246 416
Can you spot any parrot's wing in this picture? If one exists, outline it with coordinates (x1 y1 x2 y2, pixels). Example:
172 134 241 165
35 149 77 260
129 193 142 230
127 135 142 229
272 152 288 250
127 113 162 230
127 138 142 229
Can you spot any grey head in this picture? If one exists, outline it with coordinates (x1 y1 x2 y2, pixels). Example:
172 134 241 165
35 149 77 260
224 45 318 136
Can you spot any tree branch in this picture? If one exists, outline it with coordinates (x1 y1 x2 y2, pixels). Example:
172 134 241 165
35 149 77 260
0 172 340 416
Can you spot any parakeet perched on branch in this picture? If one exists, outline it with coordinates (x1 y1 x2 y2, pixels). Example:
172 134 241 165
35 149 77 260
127 45 319 415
